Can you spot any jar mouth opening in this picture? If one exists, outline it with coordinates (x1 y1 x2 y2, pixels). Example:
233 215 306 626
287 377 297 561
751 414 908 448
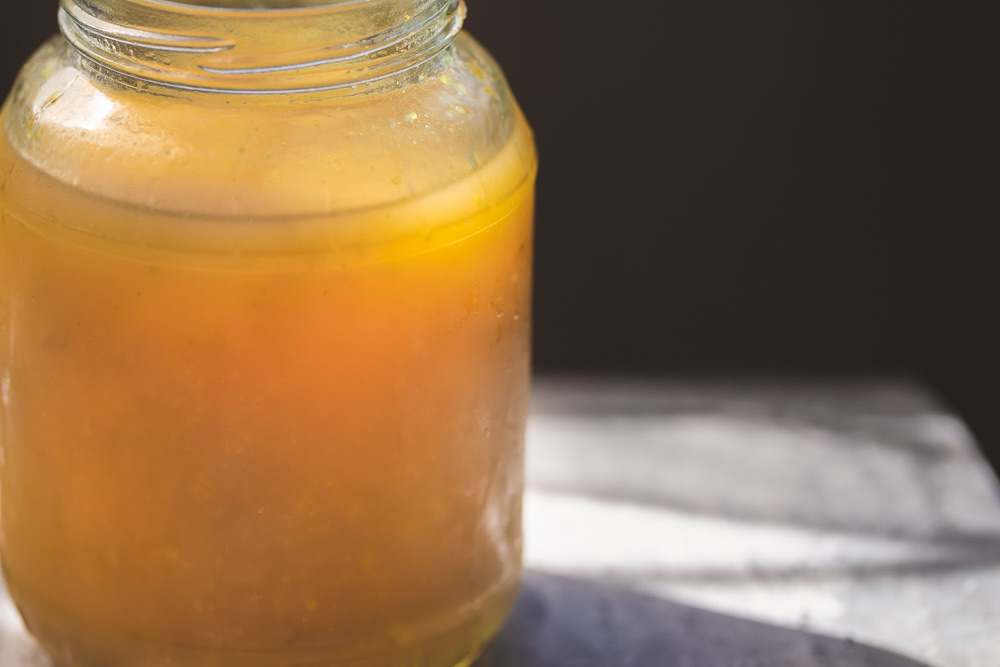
144 0 375 13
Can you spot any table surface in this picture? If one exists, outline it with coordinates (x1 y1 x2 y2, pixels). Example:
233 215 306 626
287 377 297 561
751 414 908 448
522 378 1000 667
3 378 999 666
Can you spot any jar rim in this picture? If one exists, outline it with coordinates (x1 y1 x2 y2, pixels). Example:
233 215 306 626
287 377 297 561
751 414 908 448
146 0 379 14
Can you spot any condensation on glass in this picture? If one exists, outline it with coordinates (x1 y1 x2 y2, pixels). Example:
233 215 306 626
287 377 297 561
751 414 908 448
0 0 535 665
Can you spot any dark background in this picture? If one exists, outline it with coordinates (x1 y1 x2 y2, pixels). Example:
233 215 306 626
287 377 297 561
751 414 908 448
2 2 997 473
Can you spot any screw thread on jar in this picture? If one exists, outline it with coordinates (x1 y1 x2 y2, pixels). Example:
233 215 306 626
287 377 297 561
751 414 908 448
58 0 466 94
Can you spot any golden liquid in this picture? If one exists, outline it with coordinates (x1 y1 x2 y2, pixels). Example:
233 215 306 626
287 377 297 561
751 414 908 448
0 91 534 665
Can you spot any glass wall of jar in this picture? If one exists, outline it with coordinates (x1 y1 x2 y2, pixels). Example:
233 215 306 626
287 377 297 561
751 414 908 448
0 0 535 665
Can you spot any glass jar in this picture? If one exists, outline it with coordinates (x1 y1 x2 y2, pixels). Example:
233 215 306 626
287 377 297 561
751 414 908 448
0 0 535 665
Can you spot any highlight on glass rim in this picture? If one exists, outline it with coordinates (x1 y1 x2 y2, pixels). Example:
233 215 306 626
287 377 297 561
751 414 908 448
0 0 536 664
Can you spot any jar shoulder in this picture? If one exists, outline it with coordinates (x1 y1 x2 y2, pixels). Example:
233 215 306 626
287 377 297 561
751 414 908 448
1 32 535 217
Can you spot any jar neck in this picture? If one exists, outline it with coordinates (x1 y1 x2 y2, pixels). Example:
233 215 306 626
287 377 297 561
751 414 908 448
58 0 466 94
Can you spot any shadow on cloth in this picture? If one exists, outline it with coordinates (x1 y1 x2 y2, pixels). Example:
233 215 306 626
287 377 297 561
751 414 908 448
477 571 928 667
